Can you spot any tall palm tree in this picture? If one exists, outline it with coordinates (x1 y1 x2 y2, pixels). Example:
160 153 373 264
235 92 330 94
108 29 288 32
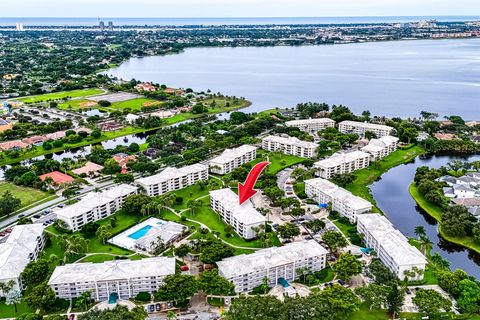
187 199 201 216
414 226 427 239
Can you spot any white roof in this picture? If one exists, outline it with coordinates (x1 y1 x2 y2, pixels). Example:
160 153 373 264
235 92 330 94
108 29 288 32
136 163 208 186
217 240 328 279
0 224 45 280
357 214 427 266
262 135 318 149
305 178 373 211
210 188 266 225
339 120 394 132
48 257 175 285
56 184 137 219
133 219 186 248
314 150 370 169
209 145 257 165
285 118 335 126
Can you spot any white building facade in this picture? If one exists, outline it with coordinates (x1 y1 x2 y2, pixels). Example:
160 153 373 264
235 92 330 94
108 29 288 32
285 118 336 134
314 151 371 179
48 257 175 301
305 178 373 222
217 240 328 293
357 214 427 281
0 224 45 296
338 121 394 138
136 164 208 196
361 136 399 160
261 135 318 158
56 184 138 231
210 188 266 239
209 145 257 175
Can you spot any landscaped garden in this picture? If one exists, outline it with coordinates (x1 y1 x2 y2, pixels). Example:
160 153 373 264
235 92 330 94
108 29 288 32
0 181 54 211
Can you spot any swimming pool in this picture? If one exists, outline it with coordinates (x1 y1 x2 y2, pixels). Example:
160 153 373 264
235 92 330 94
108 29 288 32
128 225 153 240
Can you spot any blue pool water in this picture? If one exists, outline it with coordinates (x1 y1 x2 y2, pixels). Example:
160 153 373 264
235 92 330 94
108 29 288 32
108 293 118 304
128 225 152 240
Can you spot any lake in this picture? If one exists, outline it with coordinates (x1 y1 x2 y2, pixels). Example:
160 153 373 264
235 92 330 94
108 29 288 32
370 154 480 278
106 38 480 119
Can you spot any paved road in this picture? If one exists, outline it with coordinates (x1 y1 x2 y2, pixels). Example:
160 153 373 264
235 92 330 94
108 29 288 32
0 178 118 230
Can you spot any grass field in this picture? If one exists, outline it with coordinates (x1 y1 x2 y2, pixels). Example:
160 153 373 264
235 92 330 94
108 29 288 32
349 304 389 320
252 150 305 175
345 145 425 212
57 99 99 110
79 253 145 263
409 183 480 254
0 300 33 318
0 182 52 209
110 98 160 111
17 88 104 103
183 196 280 248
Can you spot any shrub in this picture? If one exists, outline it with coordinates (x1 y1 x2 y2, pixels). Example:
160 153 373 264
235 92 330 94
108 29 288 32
135 292 151 302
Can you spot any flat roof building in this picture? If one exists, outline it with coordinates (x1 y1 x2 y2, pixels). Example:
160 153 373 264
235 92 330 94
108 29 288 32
338 121 394 138
217 240 328 293
48 257 175 301
209 145 257 175
361 136 399 160
136 164 208 196
285 118 336 134
0 224 45 296
210 188 266 239
261 135 318 158
357 214 427 281
314 150 371 179
56 184 138 231
305 178 373 222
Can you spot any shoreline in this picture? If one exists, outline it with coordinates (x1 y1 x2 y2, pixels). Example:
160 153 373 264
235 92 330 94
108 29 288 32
409 183 480 255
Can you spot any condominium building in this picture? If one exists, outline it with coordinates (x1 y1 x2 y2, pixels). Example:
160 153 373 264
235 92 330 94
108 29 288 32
217 240 328 293
314 151 371 179
0 224 45 296
285 118 336 134
136 163 208 196
357 214 427 281
261 135 318 158
48 258 175 301
209 145 257 175
338 121 394 138
305 178 373 222
210 188 266 239
56 184 138 231
361 136 399 160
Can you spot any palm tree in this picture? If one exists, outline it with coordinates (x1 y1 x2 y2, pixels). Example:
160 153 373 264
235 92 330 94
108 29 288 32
414 226 427 239
187 199 201 216
430 253 450 270
419 235 432 255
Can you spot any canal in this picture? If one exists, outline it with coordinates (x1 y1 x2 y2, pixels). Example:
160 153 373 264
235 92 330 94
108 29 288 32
370 154 480 278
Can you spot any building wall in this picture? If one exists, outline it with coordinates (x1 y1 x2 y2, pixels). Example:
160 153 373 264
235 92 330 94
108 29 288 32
51 275 167 301
315 154 370 179
139 168 208 196
357 221 426 281
286 120 335 134
209 149 256 175
221 255 327 293
210 195 263 239
57 190 137 231
261 140 316 158
338 122 392 138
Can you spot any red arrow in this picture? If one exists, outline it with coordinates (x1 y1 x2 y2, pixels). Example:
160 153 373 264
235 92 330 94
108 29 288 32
238 161 270 205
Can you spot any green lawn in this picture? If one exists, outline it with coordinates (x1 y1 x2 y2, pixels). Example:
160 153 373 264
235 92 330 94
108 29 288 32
349 304 389 320
252 150 305 175
17 88 104 103
57 99 100 110
110 98 160 111
79 253 145 263
171 180 222 210
409 184 480 254
0 300 33 318
0 182 53 210
183 196 280 248
345 145 425 212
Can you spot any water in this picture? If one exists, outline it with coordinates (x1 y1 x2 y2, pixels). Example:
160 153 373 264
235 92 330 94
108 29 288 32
2 16 480 27
128 225 153 240
370 154 480 278
106 39 480 119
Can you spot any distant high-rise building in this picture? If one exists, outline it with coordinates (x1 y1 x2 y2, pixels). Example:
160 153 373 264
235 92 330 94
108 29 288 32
99 21 105 30
15 23 24 31
108 21 114 31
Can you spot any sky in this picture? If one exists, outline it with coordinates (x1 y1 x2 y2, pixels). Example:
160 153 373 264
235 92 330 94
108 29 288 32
1 0 479 18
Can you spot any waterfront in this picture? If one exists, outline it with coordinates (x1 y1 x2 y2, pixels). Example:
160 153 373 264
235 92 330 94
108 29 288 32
107 38 480 119
370 154 480 278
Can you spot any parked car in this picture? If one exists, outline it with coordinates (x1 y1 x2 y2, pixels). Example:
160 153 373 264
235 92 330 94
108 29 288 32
337 279 346 286
17 214 25 219
155 304 161 312
33 214 41 219
148 305 155 312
